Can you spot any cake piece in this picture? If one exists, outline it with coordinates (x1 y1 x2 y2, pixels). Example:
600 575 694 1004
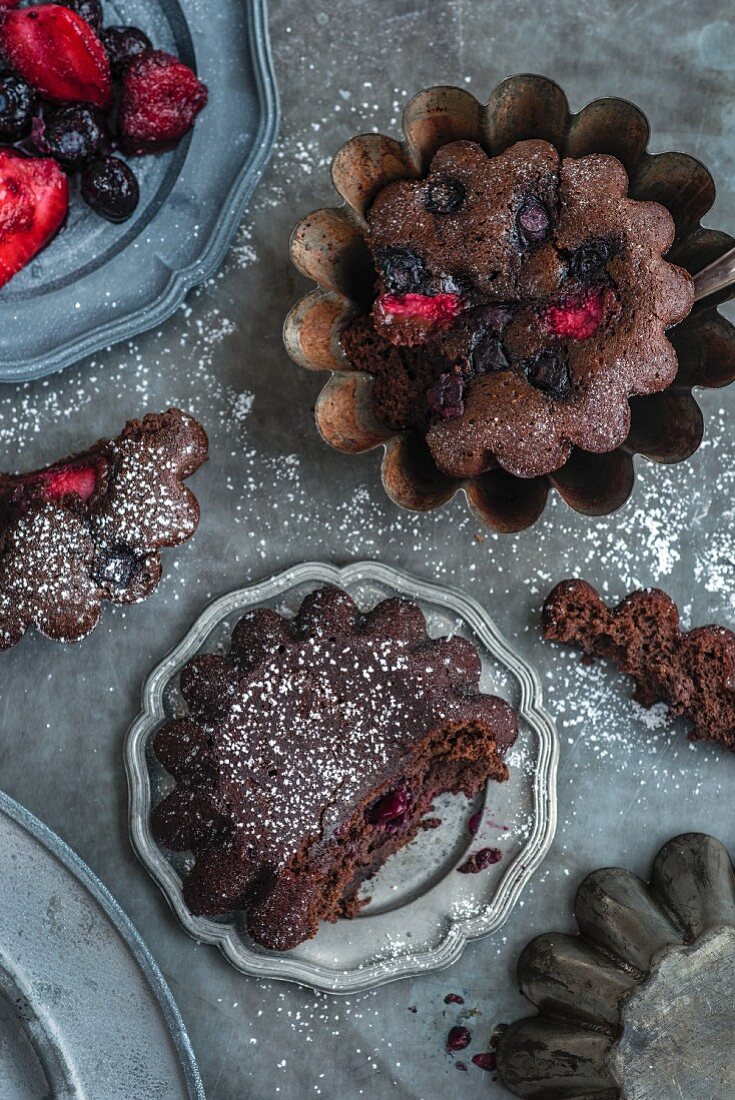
0 408 207 650
151 585 517 950
341 138 694 479
542 579 735 749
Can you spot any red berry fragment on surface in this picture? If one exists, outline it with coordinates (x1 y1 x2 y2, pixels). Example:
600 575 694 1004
458 847 502 874
472 1052 497 1072
447 1026 471 1051
444 993 465 1005
541 286 610 341
0 4 112 110
119 49 208 154
0 150 68 288
468 811 482 835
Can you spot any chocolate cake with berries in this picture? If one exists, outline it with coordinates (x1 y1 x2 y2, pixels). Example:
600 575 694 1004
543 579 735 750
0 408 207 650
150 585 517 951
341 138 694 479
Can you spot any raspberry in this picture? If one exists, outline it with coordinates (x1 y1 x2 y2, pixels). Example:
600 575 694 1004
542 286 607 340
377 292 461 325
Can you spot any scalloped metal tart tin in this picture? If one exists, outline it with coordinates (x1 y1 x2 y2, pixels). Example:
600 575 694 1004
284 74 735 532
0 0 278 383
126 561 558 993
496 832 735 1099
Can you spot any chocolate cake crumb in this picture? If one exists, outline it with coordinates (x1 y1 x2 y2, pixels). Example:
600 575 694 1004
0 408 207 649
151 584 518 951
543 578 735 749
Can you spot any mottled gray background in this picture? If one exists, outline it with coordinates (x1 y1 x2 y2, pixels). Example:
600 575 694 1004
2 1 735 1096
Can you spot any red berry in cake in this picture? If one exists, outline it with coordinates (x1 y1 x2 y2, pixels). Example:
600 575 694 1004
517 195 550 244
523 350 571 399
424 175 466 215
118 49 208 154
427 371 465 420
378 291 461 326
368 787 410 826
101 25 151 76
42 103 107 169
542 286 608 341
81 156 139 222
0 73 36 139
0 5 112 110
447 1026 471 1051
59 0 101 32
43 461 98 501
0 150 68 288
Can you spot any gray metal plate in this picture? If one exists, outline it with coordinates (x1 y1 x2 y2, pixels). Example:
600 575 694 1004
0 0 278 382
0 790 203 1099
126 561 558 992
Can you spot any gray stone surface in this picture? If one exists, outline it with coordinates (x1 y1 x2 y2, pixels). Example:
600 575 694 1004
2 1 735 1097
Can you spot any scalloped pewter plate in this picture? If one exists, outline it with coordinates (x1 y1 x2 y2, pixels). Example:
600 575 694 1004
0 0 278 383
126 561 558 993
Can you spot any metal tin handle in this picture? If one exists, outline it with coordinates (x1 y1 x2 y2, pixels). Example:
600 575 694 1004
694 246 735 303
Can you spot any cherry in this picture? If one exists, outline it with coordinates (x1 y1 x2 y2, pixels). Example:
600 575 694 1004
367 788 410 826
447 1025 471 1051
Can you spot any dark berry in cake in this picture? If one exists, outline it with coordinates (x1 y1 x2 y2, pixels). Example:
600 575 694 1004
81 156 139 222
59 0 102 32
119 49 208 154
0 74 36 140
151 585 518 951
341 138 694 480
101 25 152 76
542 579 735 750
427 372 464 420
0 409 207 650
42 104 107 169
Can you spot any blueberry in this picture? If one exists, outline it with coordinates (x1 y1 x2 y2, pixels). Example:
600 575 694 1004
376 246 428 294
524 351 571 399
102 26 153 77
569 237 613 280
92 545 140 591
0 75 36 141
424 175 466 215
43 105 107 170
471 332 509 374
517 195 551 244
81 157 140 223
427 372 465 420
60 0 103 31
469 303 514 331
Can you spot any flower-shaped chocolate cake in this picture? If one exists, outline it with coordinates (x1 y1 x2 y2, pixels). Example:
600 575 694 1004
343 138 693 479
0 408 208 649
150 584 517 951
286 77 735 530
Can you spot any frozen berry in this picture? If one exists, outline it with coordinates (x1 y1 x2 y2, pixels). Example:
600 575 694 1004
447 1026 471 1051
0 74 36 140
92 545 140 590
81 156 139 222
517 195 550 244
119 49 208 153
425 175 466 215
59 0 102 31
102 25 152 76
524 351 571 399
376 245 428 294
43 104 107 170
471 332 508 373
368 788 410 826
569 237 613 280
427 372 465 420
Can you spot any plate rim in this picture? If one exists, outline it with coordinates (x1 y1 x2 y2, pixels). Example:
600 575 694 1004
0 0 279 384
126 560 559 994
0 788 205 1099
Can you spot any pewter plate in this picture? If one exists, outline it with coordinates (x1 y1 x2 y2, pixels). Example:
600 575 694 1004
0 0 278 383
126 561 559 993
0 789 203 1099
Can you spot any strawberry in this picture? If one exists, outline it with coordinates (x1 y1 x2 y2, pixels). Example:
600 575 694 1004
119 50 208 154
0 150 68 288
0 0 19 8
0 4 112 110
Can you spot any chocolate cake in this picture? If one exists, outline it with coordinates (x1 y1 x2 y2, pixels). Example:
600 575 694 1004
542 579 735 749
0 408 207 650
341 138 694 479
150 585 517 950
